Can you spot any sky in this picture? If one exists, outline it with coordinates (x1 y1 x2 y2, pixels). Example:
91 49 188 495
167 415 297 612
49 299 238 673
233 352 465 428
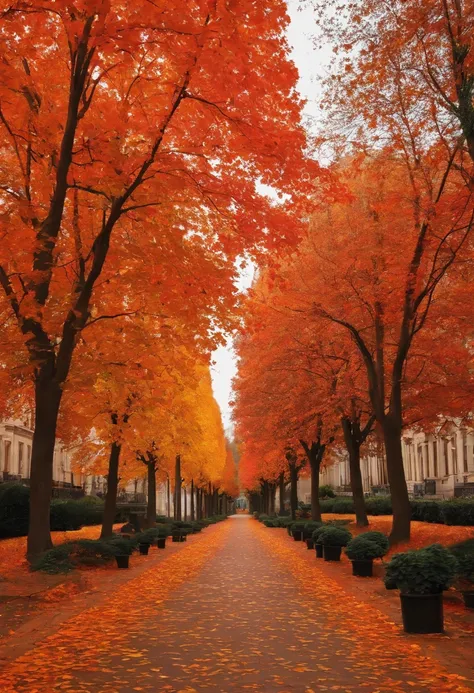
210 1 332 432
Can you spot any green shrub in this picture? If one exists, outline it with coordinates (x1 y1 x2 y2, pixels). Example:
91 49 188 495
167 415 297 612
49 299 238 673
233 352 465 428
346 536 386 561
50 498 104 531
359 531 389 554
32 538 128 574
365 497 392 515
384 544 457 595
103 535 136 555
455 552 474 587
331 499 355 514
410 500 442 524
258 514 270 522
319 498 336 513
450 538 474 558
312 526 329 543
275 517 293 528
263 519 278 527
0 483 30 537
303 521 323 539
290 521 306 533
441 500 474 526
319 484 336 498
318 526 352 547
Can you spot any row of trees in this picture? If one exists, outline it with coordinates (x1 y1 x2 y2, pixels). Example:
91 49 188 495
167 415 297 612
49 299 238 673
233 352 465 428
233 0 474 542
0 1 316 558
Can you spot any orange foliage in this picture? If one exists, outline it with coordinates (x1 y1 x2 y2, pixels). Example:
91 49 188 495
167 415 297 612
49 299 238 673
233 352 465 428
0 0 317 556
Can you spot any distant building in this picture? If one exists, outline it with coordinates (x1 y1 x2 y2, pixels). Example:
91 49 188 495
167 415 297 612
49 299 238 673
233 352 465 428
318 426 474 499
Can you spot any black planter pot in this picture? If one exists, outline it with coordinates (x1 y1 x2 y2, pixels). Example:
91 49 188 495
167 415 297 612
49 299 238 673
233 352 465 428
180 534 187 542
400 593 444 634
323 545 342 562
315 543 324 558
115 554 130 569
306 538 314 550
351 559 373 577
172 534 181 543
139 543 150 556
287 527 292 536
293 531 303 542
461 591 474 609
157 537 166 549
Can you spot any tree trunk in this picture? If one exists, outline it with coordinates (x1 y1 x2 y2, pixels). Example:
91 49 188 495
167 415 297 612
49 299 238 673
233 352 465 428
278 472 285 515
269 483 276 515
146 461 156 527
174 455 182 521
167 475 171 518
26 380 62 559
289 462 298 521
341 418 369 527
310 455 322 522
382 414 411 543
101 441 121 538
191 479 195 521
183 486 187 521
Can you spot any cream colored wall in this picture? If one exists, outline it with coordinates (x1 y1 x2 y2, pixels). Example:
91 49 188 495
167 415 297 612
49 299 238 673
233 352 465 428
318 426 474 498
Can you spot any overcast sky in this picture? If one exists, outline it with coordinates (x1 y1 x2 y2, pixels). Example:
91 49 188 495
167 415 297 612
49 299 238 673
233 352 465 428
210 1 332 432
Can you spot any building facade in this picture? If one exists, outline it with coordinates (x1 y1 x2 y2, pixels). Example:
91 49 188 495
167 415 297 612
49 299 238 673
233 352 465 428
0 417 84 492
318 427 474 499
0 417 179 515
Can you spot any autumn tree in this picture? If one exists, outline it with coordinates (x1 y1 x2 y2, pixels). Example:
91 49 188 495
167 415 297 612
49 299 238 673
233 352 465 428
0 0 316 557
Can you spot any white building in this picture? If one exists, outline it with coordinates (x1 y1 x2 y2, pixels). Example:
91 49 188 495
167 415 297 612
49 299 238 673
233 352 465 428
0 417 83 491
0 417 176 514
318 427 474 499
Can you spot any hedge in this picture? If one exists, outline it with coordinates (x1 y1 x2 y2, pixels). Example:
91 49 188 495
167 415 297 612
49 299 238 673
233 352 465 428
0 484 105 538
319 495 474 526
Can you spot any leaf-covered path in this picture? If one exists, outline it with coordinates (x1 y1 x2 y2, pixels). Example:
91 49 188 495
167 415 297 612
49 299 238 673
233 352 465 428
1 516 473 693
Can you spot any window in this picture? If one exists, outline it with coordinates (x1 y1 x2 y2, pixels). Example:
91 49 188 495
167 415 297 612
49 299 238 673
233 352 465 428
18 442 24 476
26 445 31 477
433 441 438 477
4 441 11 473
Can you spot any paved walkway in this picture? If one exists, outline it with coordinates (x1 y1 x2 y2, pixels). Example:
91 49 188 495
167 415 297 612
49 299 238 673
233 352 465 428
0 516 473 693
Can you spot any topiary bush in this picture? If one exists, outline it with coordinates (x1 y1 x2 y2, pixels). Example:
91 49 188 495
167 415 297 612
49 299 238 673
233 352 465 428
359 530 390 555
346 536 388 561
318 526 352 547
384 544 457 595
312 526 329 544
303 521 323 539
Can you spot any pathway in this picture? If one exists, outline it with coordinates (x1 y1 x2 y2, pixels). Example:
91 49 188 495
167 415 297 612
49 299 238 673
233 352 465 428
0 516 473 693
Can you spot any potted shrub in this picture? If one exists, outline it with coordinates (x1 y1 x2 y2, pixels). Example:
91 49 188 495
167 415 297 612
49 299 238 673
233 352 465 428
384 544 457 633
291 521 306 542
345 534 388 577
451 547 474 609
108 537 134 569
171 529 182 543
319 526 352 561
304 521 323 550
312 526 328 558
